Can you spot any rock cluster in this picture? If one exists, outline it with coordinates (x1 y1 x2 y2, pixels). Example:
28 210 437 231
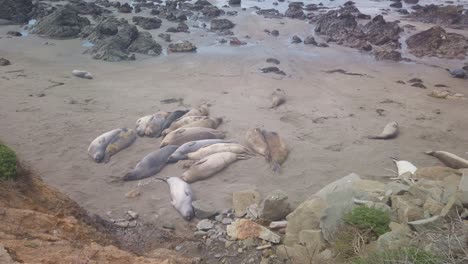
32 6 91 39
0 0 34 24
408 4 468 29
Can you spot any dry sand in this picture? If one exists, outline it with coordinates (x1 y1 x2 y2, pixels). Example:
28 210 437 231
1 1 468 233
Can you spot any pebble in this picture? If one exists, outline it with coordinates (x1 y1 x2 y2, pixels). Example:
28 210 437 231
197 219 214 231
222 218 232 225
127 210 138 220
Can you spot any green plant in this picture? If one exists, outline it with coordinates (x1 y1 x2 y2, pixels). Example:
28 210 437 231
0 143 17 180
352 247 443 264
344 206 391 236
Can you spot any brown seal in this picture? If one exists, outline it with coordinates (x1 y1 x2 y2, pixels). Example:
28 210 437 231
161 127 225 147
263 130 289 173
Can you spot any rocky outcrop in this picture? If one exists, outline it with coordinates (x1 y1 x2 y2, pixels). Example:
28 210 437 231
408 5 468 29
32 6 90 39
406 26 467 59
132 16 162 30
363 15 402 49
0 0 34 24
285 4 305 19
211 18 235 31
128 31 162 55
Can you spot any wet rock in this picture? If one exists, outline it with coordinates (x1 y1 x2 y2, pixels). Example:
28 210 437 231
266 58 280 64
258 190 290 221
7 31 22 37
192 200 218 219
390 2 402 8
404 0 419 4
168 40 197 52
229 37 246 46
285 5 305 19
227 219 281 243
284 197 327 245
201 6 224 18
32 6 90 39
256 9 283 19
260 66 286 75
167 22 189 33
232 190 261 217
228 0 241 5
132 16 162 30
447 68 466 79
374 48 402 61
291 35 302 44
0 0 34 24
363 15 402 49
211 18 235 30
408 5 468 29
271 30 279 36
408 78 423 83
158 33 171 42
119 3 133 13
72 1 110 16
406 26 467 59
315 7 363 47
304 36 317 45
128 31 162 55
197 219 214 231
304 4 319 11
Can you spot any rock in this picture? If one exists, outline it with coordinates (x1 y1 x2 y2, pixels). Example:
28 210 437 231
245 204 259 219
269 220 287 230
390 2 402 8
119 3 133 13
197 219 214 231
291 35 302 44
0 245 15 264
315 173 361 199
127 31 162 55
0 0 34 24
258 190 290 221
363 15 402 49
229 38 246 46
411 82 426 89
228 0 241 5
132 16 162 30
226 219 281 243
7 31 22 37
257 9 283 19
448 68 466 79
285 5 305 19
260 66 286 75
168 40 197 52
284 197 327 245
459 173 468 207
414 166 461 181
374 48 402 61
0 58 11 66
304 36 317 45
201 6 224 18
271 30 279 36
385 182 409 196
194 230 207 238
232 190 261 217
298 229 325 253
377 222 411 251
158 33 171 42
408 5 468 29
423 197 443 218
404 0 419 4
406 26 468 59
391 195 425 223
266 58 280 64
72 70 93 79
127 210 138 220
162 222 176 230
407 215 442 232
222 218 232 225
32 6 90 39
192 200 218 219
211 19 235 30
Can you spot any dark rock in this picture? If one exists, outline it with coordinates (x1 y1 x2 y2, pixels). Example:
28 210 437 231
256 9 283 19
258 190 290 221
0 0 33 24
271 30 279 36
304 36 317 45
266 58 280 64
398 9 409 15
404 0 419 4
344 1 355 6
0 58 11 66
304 4 319 11
228 0 241 5
127 31 162 55
408 5 468 29
374 48 402 61
229 37 246 46
211 18 235 30
291 35 302 43
7 31 22 37
363 15 402 49
408 78 423 83
132 16 162 30
158 33 171 42
134 5 142 13
72 0 110 16
285 5 305 19
166 22 189 33
390 2 402 8
201 6 224 17
447 68 466 79
411 82 427 89
357 13 371 19
168 40 197 52
317 43 329 47
226 11 237 16
261 66 286 75
406 26 467 59
32 6 90 39
119 3 133 13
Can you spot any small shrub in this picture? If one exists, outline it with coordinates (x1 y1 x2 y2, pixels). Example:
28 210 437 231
0 143 17 180
352 247 443 264
344 206 391 236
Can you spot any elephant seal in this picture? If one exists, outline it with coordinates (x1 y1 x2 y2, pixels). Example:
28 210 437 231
135 115 153 136
123 145 178 181
72 70 93 79
368 121 399 139
88 128 122 163
244 128 270 160
270 89 286 109
263 131 289 173
181 104 209 118
158 110 189 137
155 177 194 220
161 116 209 137
103 128 137 162
425 151 468 169
168 139 233 163
160 127 225 147
145 112 170 137
178 117 223 130
187 143 253 160
181 152 249 183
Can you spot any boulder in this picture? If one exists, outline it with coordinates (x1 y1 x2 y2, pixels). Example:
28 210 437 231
377 222 411 251
0 0 34 24
168 40 197 52
385 182 410 196
32 6 90 39
362 15 402 49
285 5 305 19
232 190 261 217
132 16 162 30
0 58 11 66
119 3 133 13
284 197 327 245
414 166 461 181
304 36 317 45
391 195 425 223
408 5 468 29
228 0 241 5
0 245 15 264
227 219 280 243
407 215 442 232
291 35 302 44
128 31 162 55
298 229 325 253
211 19 235 30
315 173 361 199
448 68 467 79
258 190 290 221
374 49 402 61
196 219 214 231
404 0 419 4
158 33 171 42
192 200 218 219
423 197 443 218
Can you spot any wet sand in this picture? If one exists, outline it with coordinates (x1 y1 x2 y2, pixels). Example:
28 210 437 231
1 1 468 233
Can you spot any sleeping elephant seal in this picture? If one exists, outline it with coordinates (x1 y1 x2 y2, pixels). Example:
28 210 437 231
160 127 226 147
161 116 209 137
168 139 233 163
425 151 468 169
157 110 189 137
187 143 253 160
135 115 153 136
244 128 270 160
181 104 209 118
263 130 289 173
88 128 122 163
178 117 223 130
123 145 178 181
145 111 170 137
181 152 249 183
103 128 137 162
368 121 399 140
270 89 286 109
155 177 194 220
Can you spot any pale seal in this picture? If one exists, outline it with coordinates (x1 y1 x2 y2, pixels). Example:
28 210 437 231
145 111 170 137
178 117 223 131
155 177 194 220
88 128 122 163
168 139 233 163
187 143 253 160
425 151 468 169
181 152 249 183
103 128 137 162
160 127 226 147
270 89 286 109
368 121 399 139
181 104 209 118
123 145 179 181
72 70 93 79
158 110 189 137
244 128 270 160
135 115 153 136
263 130 289 173
161 116 209 137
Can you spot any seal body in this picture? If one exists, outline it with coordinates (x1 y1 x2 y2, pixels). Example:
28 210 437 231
178 117 223 130
166 177 194 220
161 127 225 147
168 139 232 162
244 128 270 159
187 143 253 160
145 111 170 137
123 145 178 181
368 121 399 139
263 131 289 173
158 110 189 137
162 116 209 137
182 152 249 183
72 70 93 79
88 128 122 163
104 128 137 162
181 105 209 118
270 89 286 108
425 151 468 169
135 115 153 136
